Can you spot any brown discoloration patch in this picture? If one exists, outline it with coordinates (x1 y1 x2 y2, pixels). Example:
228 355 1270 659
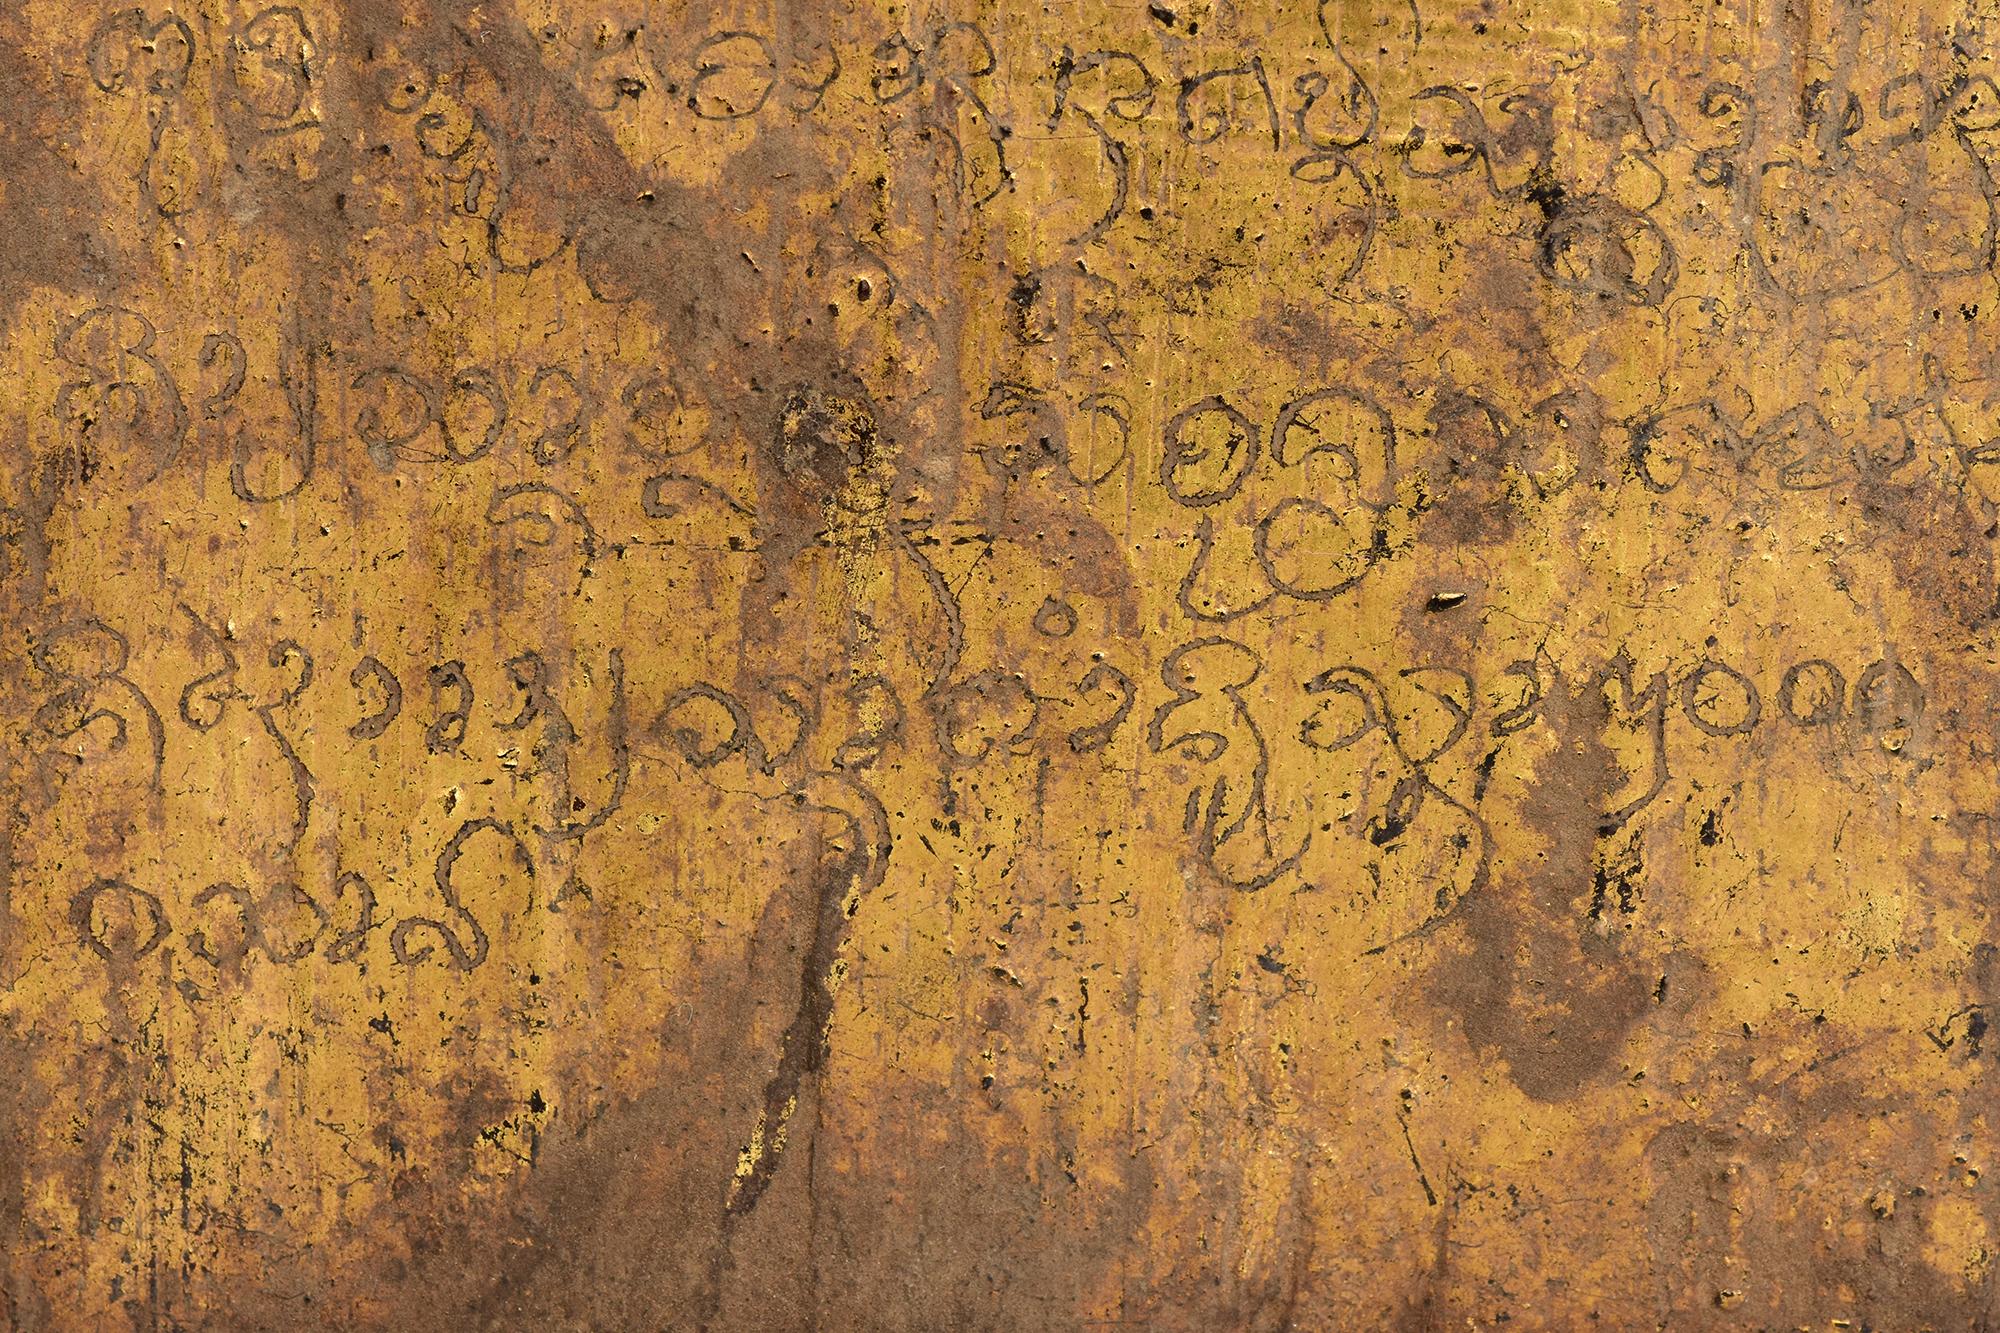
1425 665 1655 1103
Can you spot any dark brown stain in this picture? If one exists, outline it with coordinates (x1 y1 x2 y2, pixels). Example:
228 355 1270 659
1425 664 1655 1102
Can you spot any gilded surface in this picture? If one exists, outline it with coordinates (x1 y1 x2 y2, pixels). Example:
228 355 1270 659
1 0 1996 1327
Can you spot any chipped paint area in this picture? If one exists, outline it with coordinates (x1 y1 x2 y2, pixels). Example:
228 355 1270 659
3 0 2000 1327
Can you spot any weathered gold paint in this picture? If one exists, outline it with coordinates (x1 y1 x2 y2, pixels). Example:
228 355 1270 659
1 0 1996 1327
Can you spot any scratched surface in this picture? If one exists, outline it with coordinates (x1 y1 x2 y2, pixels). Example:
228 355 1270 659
3 0 1999 1328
